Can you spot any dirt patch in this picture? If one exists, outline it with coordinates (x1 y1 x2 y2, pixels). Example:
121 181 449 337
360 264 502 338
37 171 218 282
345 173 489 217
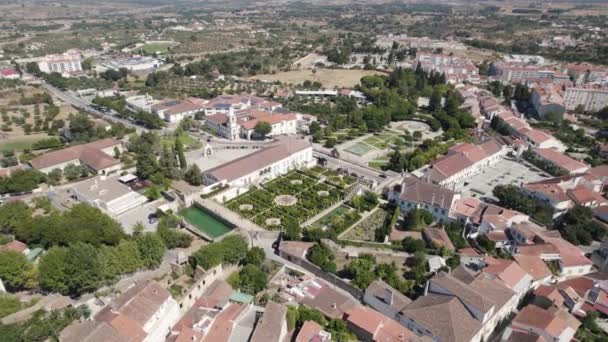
249 69 384 88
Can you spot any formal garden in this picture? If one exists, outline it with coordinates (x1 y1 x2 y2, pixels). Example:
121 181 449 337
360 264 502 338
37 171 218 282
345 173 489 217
226 168 355 229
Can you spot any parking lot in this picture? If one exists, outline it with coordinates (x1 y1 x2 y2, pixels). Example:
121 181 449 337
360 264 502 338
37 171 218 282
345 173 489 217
455 157 550 200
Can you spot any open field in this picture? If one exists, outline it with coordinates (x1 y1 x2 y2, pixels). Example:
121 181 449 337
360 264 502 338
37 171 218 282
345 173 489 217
140 42 177 54
0 134 51 153
249 69 385 88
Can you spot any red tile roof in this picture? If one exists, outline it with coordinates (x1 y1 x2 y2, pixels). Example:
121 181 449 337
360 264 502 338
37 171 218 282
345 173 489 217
0 240 28 253
513 305 568 339
534 148 589 173
30 138 121 171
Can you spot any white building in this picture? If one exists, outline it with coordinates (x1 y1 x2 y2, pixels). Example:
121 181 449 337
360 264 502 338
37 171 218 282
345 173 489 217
105 56 160 71
388 176 461 224
203 137 315 188
126 94 157 113
205 107 298 140
71 176 148 217
563 86 608 112
151 98 207 123
37 50 82 75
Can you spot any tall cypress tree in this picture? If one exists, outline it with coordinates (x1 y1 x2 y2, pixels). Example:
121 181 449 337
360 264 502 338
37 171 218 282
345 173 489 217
174 138 187 170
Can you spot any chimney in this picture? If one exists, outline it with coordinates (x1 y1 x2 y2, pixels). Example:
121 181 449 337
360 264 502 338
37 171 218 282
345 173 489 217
384 289 394 305
331 303 337 309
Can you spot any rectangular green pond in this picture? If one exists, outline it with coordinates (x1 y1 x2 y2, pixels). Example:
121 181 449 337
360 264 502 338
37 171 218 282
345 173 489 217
179 206 234 239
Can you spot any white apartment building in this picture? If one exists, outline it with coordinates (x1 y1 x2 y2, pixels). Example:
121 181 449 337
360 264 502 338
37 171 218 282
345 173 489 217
563 87 608 112
71 176 148 217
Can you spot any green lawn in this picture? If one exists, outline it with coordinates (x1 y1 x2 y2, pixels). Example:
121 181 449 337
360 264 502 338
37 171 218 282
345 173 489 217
160 133 202 150
0 135 49 152
141 42 175 54
309 205 352 230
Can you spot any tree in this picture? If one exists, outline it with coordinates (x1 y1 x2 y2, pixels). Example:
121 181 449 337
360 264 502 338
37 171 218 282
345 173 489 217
115 240 144 273
307 243 336 273
63 243 105 296
402 237 426 253
254 121 272 139
184 164 202 186
555 206 606 245
344 254 376 289
233 264 267 295
63 164 82 181
136 152 159 180
145 185 161 200
68 113 96 141
37 247 68 294
47 168 63 185
157 218 192 249
136 233 166 269
174 138 187 169
243 247 265 267
0 201 32 234
0 251 33 291
191 235 248 270
428 88 442 112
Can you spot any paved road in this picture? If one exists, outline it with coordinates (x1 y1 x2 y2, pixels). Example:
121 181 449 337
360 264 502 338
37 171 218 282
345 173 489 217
40 82 149 133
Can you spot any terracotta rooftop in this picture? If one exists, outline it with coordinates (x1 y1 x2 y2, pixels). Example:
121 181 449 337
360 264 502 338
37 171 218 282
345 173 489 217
95 281 170 341
428 139 503 182
202 302 247 342
250 302 287 342
295 320 330 342
205 137 311 183
346 306 423 342
398 176 458 211
278 240 314 259
60 320 131 342
365 279 412 312
0 240 28 254
513 305 568 339
30 138 121 171
423 228 455 250
513 255 552 281
400 294 481 342
534 148 589 173
483 257 531 291
197 280 233 309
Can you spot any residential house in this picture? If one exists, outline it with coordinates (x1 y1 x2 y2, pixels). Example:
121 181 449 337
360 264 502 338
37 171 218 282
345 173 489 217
399 271 516 342
345 306 425 342
364 280 412 320
388 176 461 223
295 321 331 342
61 281 180 342
510 305 579 342
250 302 287 342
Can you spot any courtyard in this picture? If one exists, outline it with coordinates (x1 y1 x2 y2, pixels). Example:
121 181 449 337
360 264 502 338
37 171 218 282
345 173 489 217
225 168 353 229
456 157 551 200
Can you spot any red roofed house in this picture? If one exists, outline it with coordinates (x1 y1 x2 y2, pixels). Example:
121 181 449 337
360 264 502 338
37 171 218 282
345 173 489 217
61 281 180 342
345 306 423 342
295 320 331 342
511 305 578 342
29 138 123 175
0 68 20 80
